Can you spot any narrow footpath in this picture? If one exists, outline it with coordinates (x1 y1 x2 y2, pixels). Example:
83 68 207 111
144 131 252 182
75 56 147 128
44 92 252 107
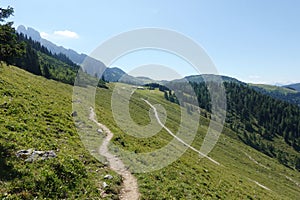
142 99 220 166
89 107 140 200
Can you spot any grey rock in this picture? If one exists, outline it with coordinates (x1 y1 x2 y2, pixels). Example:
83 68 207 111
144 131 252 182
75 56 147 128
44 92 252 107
33 151 45 156
16 149 57 162
104 174 113 180
71 111 78 117
43 150 57 158
16 149 33 158
102 182 108 188
97 129 103 134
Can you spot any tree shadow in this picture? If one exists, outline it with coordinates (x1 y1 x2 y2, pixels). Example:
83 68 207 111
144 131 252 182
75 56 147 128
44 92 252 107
0 144 21 181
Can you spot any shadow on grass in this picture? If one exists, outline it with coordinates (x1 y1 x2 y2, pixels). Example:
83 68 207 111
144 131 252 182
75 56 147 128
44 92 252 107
0 144 21 181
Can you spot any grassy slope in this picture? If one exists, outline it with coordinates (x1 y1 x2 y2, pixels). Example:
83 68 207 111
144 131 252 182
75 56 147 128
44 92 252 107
37 51 78 84
285 83 300 92
249 83 298 95
249 83 300 107
0 64 121 199
94 83 300 199
1 64 300 199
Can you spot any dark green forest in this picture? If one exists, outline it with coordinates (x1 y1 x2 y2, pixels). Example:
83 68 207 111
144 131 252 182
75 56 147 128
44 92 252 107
163 81 300 170
251 85 300 106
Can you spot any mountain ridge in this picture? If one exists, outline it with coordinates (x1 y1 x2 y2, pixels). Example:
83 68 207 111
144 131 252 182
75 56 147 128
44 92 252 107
250 83 300 106
17 25 152 85
17 25 300 96
285 83 300 92
172 74 245 84
16 26 247 86
17 25 87 64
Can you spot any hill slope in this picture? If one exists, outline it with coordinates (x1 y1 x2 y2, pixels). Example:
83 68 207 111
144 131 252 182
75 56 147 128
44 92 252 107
250 84 298 95
91 81 300 199
250 83 300 106
17 25 153 85
0 64 121 199
173 74 244 84
1 64 300 199
285 83 300 92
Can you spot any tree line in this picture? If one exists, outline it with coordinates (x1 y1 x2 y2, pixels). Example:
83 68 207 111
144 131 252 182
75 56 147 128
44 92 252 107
0 6 107 88
163 81 300 170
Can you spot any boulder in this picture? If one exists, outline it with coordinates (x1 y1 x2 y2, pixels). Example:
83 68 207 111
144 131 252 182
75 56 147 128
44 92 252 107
16 149 57 162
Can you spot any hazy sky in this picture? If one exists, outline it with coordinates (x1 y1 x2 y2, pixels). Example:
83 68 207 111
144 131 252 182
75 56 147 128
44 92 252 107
2 0 300 84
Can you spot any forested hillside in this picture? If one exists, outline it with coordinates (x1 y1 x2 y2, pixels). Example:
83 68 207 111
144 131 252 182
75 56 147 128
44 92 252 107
162 81 300 170
0 7 106 88
251 84 300 106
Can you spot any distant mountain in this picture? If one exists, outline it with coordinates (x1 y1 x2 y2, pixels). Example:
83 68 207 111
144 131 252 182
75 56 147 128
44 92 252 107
103 68 155 85
250 84 298 95
12 32 108 87
250 83 300 106
17 25 41 41
173 74 245 85
17 26 298 93
17 25 87 64
17 25 152 85
284 83 300 92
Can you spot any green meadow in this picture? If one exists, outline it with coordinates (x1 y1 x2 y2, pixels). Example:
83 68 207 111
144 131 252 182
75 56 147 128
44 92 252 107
1 64 300 199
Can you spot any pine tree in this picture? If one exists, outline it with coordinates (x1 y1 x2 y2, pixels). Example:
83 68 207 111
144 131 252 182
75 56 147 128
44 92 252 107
43 64 51 79
295 157 300 171
0 6 25 63
164 91 169 101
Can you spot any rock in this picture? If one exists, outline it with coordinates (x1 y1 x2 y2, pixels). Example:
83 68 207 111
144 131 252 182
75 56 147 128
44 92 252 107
16 149 33 158
97 129 103 134
72 99 82 103
102 182 108 188
25 156 37 163
104 174 113 180
42 151 57 159
71 111 78 117
16 149 57 162
33 151 45 156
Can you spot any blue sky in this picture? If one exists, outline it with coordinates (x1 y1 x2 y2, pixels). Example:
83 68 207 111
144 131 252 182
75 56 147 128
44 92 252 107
2 0 300 84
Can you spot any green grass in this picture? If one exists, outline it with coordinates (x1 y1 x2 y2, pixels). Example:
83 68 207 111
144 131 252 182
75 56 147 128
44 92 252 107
1 64 300 199
0 63 121 199
92 82 300 199
249 83 298 95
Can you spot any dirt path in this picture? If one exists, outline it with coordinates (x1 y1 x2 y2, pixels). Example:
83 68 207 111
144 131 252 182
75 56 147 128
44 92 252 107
281 174 300 188
89 107 140 200
142 99 220 166
248 178 271 191
243 151 270 170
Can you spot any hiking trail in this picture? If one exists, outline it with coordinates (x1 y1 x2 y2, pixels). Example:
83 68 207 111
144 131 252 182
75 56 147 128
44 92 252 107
89 107 140 200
